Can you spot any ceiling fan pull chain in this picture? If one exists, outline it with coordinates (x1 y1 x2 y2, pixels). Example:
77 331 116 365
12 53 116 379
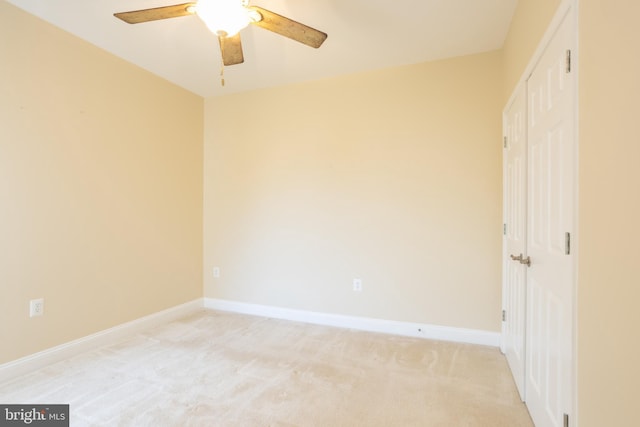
220 61 225 87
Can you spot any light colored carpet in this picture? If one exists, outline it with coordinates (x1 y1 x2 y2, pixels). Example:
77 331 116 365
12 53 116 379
0 310 533 426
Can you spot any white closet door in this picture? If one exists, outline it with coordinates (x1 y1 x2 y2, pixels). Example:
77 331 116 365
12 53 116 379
525 9 575 427
502 84 528 401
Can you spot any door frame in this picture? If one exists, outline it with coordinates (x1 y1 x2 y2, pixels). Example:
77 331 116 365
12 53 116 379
501 0 579 422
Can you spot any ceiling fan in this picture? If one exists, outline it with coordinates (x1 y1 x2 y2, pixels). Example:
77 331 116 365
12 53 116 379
114 0 328 67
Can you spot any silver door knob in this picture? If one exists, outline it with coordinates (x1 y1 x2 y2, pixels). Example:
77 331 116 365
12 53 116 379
520 256 531 267
510 254 523 262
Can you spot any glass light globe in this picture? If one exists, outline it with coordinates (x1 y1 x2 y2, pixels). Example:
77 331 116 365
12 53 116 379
196 0 251 37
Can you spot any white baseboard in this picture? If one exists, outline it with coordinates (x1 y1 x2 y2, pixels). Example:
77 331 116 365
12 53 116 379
0 298 204 384
204 298 500 347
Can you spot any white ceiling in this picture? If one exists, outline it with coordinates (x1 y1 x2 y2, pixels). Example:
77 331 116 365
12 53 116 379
7 0 519 97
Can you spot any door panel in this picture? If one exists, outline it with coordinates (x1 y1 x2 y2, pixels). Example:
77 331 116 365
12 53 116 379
525 9 575 427
502 84 527 400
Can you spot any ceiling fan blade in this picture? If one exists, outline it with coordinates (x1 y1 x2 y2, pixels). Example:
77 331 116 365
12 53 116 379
249 6 327 48
219 34 245 66
114 3 196 24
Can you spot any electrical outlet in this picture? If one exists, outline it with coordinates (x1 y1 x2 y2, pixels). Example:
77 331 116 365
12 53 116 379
213 266 220 278
353 278 362 292
30 298 44 317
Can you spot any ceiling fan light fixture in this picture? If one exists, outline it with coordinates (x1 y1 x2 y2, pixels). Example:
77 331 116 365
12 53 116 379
196 0 251 37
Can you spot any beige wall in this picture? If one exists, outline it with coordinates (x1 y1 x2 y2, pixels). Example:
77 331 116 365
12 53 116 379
503 0 640 424
578 1 640 425
0 2 204 364
204 51 503 332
